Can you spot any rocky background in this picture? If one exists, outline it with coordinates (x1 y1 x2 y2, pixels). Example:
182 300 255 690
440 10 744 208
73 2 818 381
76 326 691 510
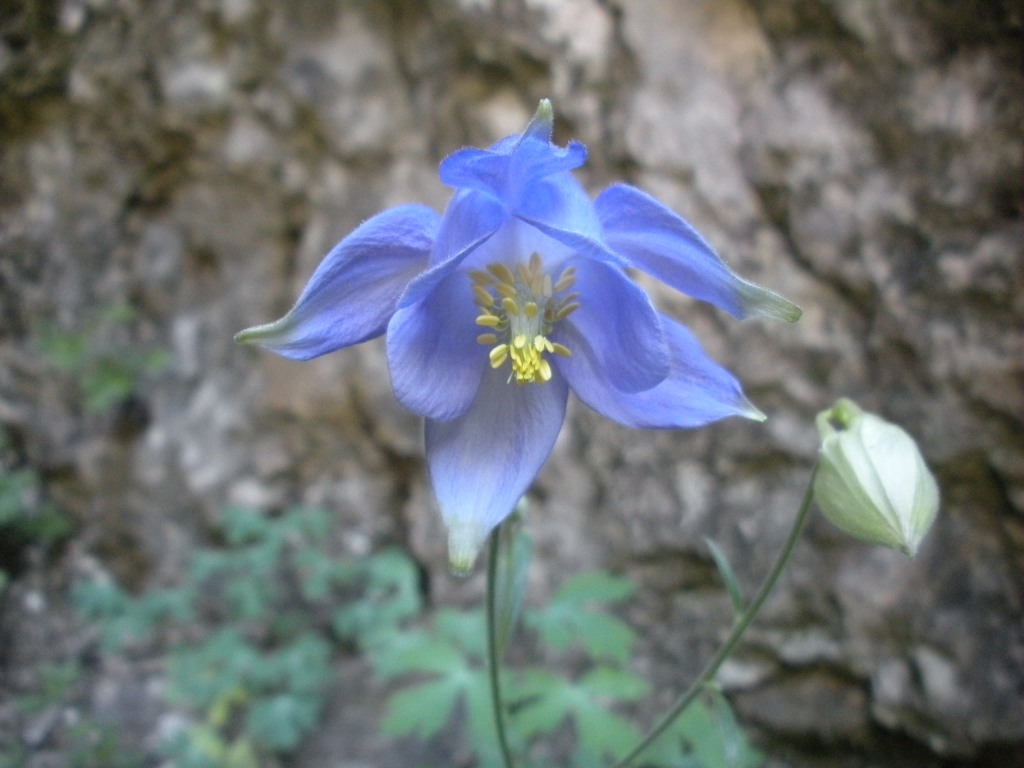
1 0 1021 766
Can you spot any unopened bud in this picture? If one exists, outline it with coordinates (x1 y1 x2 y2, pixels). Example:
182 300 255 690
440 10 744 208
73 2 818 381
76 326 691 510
813 399 939 556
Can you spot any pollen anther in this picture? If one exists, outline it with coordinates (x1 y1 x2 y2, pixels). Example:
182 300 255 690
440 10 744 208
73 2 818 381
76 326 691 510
471 252 578 385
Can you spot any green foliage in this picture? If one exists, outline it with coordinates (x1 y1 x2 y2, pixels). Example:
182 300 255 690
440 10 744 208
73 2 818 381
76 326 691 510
704 537 746 617
75 507 760 768
0 428 75 581
514 666 649 767
375 530 761 768
73 579 193 651
36 302 169 413
373 609 506 766
13 661 81 715
0 660 145 768
329 547 424 646
525 570 637 663
74 505 422 767
0 464 73 545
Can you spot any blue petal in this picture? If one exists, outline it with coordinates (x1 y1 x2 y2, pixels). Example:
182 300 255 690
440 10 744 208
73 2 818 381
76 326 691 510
440 103 586 210
235 205 439 359
401 187 508 312
516 212 629 269
428 188 508 267
514 172 604 240
595 184 801 322
553 257 669 393
426 365 569 573
387 269 485 421
441 138 586 205
559 315 764 428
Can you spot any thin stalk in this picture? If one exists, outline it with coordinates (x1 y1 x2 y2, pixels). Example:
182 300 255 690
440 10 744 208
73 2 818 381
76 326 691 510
612 465 819 768
487 526 516 768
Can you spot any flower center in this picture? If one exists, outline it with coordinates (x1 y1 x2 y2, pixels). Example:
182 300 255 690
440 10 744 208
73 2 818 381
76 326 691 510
471 252 578 385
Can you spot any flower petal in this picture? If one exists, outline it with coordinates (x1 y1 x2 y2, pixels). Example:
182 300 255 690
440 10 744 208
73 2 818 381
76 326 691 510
387 269 485 421
516 212 629 270
554 257 669 393
514 173 604 241
426 364 569 573
559 315 763 428
428 188 508 267
235 205 439 360
595 184 801 322
440 101 586 208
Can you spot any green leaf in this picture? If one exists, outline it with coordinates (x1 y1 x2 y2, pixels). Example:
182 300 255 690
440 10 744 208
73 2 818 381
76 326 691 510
218 507 270 545
526 590 636 663
381 677 461 739
579 666 649 702
572 703 641 767
0 469 36 524
36 323 88 370
166 629 260 709
369 629 465 679
552 571 634 605
376 609 500 765
249 635 330 694
246 693 321 751
82 361 136 412
650 693 762 768
704 537 746 617
511 666 647 761
292 547 335 600
99 302 137 324
332 549 423 647
462 666 504 766
509 669 571 741
524 570 636 661
434 608 488 658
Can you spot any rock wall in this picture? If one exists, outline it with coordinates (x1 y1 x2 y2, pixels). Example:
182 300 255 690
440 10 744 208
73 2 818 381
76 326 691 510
1 1 1021 766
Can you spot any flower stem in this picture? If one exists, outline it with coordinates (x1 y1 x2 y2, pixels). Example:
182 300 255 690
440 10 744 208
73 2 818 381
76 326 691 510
487 525 516 768
612 464 819 768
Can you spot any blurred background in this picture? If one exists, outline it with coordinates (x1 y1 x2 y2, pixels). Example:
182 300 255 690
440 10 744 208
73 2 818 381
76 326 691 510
0 1 1021 766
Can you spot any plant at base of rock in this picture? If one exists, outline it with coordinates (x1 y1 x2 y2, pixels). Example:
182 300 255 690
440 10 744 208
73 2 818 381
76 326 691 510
73 505 423 767
0 660 145 768
36 302 169 414
372 562 759 768
0 427 75 584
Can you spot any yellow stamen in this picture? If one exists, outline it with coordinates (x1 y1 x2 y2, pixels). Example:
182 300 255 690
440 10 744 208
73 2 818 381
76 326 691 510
472 285 494 307
469 252 578 385
489 344 508 368
554 268 576 292
495 282 518 299
488 263 515 284
555 302 579 320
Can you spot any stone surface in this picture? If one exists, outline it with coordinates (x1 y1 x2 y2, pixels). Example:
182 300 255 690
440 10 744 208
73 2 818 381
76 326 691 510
0 1 1021 766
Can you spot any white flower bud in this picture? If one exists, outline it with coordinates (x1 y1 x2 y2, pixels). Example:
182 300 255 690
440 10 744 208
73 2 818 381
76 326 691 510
813 399 939 556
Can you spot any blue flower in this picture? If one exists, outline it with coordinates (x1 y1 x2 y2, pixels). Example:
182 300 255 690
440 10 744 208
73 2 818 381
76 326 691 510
236 100 800 573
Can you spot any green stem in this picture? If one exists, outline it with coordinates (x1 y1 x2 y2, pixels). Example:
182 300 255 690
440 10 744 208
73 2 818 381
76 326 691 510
487 525 516 768
612 464 819 768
